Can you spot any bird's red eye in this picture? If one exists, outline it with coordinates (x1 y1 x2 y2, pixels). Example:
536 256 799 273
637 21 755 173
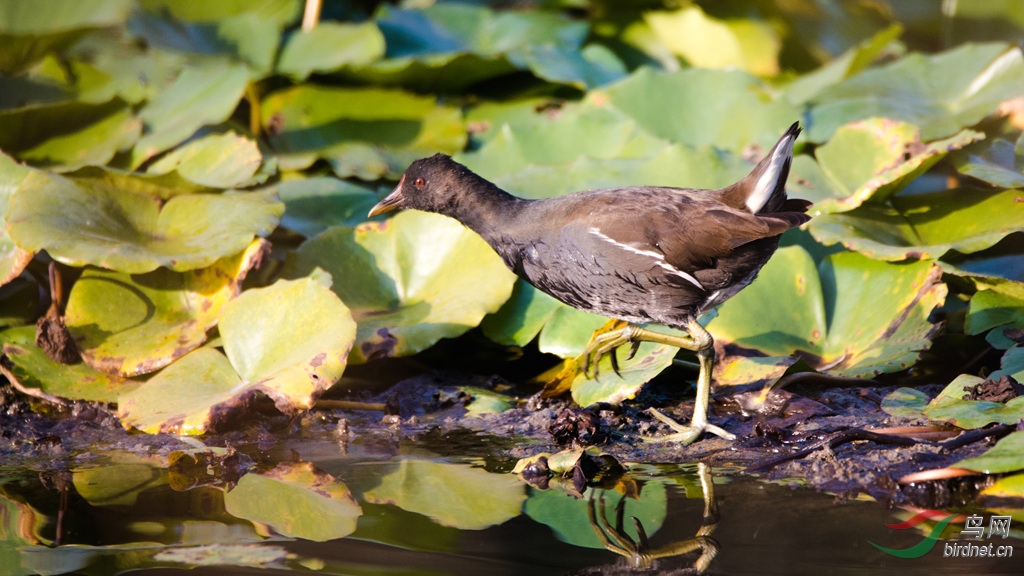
414 177 425 187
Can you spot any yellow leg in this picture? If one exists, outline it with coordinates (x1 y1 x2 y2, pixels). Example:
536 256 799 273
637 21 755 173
580 318 736 445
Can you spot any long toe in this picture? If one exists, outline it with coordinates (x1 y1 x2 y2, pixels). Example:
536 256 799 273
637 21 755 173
642 408 737 445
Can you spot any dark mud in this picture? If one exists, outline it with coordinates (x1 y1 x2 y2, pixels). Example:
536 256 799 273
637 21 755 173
0 366 1008 510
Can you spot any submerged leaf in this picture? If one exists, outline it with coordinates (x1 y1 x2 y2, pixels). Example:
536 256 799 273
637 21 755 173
224 462 362 542
285 211 516 363
8 172 282 273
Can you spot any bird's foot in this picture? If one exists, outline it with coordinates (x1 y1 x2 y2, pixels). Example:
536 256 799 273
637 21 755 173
642 408 736 445
580 322 641 379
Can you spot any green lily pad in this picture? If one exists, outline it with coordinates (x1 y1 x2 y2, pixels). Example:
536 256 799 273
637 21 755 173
645 6 780 76
277 22 385 80
710 246 946 380
349 3 622 90
966 288 1024 349
981 473 1024 498
146 131 264 189
939 234 1024 285
7 171 282 273
132 59 249 166
954 431 1024 474
137 0 299 24
260 85 465 179
570 341 679 407
65 239 268 377
0 325 138 403
0 153 34 287
922 374 1024 429
224 462 361 542
72 462 164 507
18 107 141 171
481 280 606 356
118 273 357 434
524 482 667 549
784 24 904 106
811 119 982 214
991 345 1024 382
881 387 931 420
952 137 1024 189
363 459 526 530
601 67 800 153
809 186 1024 261
284 211 516 364
0 0 132 73
808 43 1024 143
459 386 515 415
275 177 381 238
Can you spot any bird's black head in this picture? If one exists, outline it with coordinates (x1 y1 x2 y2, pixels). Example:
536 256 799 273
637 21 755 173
368 153 472 218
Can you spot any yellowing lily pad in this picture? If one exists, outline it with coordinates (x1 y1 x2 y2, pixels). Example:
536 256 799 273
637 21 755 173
224 462 362 542
0 325 138 403
710 246 946 381
7 171 282 273
954 431 1024 474
285 211 516 363
118 273 356 434
65 239 268 377
922 374 1024 429
645 6 780 76
146 131 265 189
363 459 525 530
810 120 982 214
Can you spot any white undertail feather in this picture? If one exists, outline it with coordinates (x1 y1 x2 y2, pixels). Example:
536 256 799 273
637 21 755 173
745 132 796 214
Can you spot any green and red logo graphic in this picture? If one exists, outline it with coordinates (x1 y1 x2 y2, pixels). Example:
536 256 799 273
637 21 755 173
870 510 958 559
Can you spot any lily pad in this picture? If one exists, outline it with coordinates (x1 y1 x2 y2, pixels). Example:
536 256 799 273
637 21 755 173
991 345 1024 382
710 246 946 380
810 119 982 214
277 22 385 80
922 374 1024 429
808 43 1024 142
809 186 1024 261
275 177 381 238
118 273 357 434
132 59 250 166
284 211 516 364
954 431 1024 474
981 473 1024 498
224 462 362 542
260 85 465 179
0 153 34 287
601 67 800 153
64 239 268 377
966 288 1024 349
0 325 138 403
363 459 526 530
7 171 282 273
644 6 780 76
18 107 141 171
569 341 679 407
348 3 622 91
880 387 931 420
481 280 606 355
952 137 1024 189
146 131 264 189
0 0 132 73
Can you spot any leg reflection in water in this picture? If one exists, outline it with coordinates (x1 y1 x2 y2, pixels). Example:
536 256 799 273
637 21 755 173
586 463 720 574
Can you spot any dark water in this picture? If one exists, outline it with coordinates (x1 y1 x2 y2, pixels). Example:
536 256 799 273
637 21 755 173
1 430 1020 576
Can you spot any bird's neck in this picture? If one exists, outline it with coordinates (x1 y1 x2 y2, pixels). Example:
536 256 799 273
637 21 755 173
442 179 530 243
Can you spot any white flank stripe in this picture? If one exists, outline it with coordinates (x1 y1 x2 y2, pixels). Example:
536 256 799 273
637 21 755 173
747 135 794 214
588 227 704 290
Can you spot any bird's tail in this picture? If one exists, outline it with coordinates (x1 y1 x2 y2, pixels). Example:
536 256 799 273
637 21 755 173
719 122 801 215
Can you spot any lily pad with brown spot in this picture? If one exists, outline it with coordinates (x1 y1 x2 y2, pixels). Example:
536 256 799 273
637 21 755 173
65 239 268 377
710 246 946 382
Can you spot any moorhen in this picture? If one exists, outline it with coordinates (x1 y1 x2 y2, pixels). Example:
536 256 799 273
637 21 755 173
369 122 811 444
